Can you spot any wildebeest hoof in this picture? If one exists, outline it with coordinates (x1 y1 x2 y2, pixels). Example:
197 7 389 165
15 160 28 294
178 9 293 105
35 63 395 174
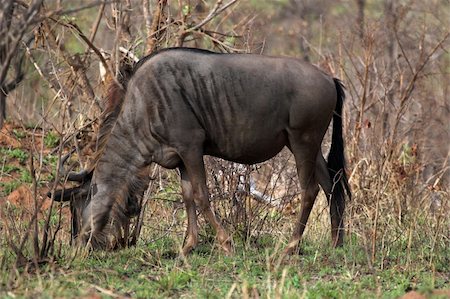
220 239 234 256
332 237 344 248
282 244 302 257
181 244 196 257
181 234 198 256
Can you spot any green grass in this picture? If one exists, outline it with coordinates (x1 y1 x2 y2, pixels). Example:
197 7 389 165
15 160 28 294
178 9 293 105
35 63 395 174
0 180 21 196
44 131 60 148
0 167 36 196
1 148 29 164
19 168 33 183
0 151 58 196
0 231 447 298
1 164 21 175
12 129 27 139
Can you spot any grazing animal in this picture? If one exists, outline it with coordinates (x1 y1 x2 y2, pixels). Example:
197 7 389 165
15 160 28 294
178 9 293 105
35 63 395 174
51 47 351 255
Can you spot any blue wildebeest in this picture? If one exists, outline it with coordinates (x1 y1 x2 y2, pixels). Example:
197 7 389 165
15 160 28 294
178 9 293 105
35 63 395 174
51 47 351 255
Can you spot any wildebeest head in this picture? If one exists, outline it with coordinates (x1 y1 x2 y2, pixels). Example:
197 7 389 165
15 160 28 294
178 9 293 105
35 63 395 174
48 151 145 249
48 58 151 249
47 151 92 243
48 59 145 249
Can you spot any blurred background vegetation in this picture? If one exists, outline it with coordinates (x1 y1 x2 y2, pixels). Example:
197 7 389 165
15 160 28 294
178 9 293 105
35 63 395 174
0 0 449 298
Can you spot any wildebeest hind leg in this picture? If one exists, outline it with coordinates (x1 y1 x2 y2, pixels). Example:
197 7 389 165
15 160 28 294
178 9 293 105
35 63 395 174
283 135 320 255
181 151 233 255
180 165 199 255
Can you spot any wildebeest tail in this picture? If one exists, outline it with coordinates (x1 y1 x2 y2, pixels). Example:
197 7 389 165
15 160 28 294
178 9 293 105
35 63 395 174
328 78 351 201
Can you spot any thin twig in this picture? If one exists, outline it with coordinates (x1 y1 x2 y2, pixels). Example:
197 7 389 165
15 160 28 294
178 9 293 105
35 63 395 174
187 0 239 32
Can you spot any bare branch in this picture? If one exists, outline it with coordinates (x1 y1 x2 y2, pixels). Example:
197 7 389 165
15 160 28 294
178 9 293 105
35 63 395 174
389 31 450 146
143 0 152 38
187 0 239 33
64 21 113 81
145 0 167 55
89 2 106 42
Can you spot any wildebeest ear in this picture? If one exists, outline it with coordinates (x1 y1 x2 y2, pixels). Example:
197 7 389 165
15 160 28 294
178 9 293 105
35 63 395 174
47 184 90 202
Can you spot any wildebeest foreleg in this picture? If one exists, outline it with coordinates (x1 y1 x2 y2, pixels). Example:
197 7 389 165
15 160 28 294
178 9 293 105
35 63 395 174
180 165 199 255
182 151 233 255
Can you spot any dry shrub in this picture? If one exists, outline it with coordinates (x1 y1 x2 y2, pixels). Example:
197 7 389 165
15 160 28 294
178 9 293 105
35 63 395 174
205 150 301 245
331 3 449 266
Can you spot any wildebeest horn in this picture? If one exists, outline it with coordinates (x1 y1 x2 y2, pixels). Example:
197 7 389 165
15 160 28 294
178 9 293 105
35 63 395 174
47 184 90 202
59 149 91 182
47 149 93 201
66 169 91 182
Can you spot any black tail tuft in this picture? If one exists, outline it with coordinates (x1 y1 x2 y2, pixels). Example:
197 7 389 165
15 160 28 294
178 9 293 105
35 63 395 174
328 78 351 200
327 78 351 246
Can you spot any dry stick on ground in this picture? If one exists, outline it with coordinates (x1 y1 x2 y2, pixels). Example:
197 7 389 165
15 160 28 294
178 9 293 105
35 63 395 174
32 126 45 260
252 164 294 238
30 127 51 260
20 15 107 262
371 188 380 264
7 162 52 269
130 165 160 245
